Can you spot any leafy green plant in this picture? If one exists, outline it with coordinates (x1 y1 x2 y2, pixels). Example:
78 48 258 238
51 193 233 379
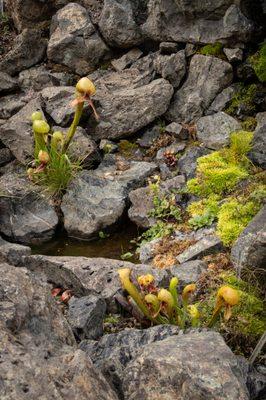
199 42 224 57
139 221 174 245
225 84 257 116
99 231 110 239
149 193 181 221
249 42 266 83
28 77 98 195
121 252 134 261
188 195 220 229
117 268 239 329
241 117 257 131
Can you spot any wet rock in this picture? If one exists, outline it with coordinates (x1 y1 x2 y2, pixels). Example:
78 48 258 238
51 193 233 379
249 112 266 169
196 112 241 150
159 41 181 55
82 325 180 397
177 146 210 179
170 260 208 288
165 122 188 139
99 0 143 48
0 236 31 265
111 48 143 71
128 175 185 228
167 55 233 123
0 148 13 167
122 330 249 400
0 97 44 164
67 295 106 341
154 50 186 88
143 1 254 45
41 86 78 127
224 47 243 62
0 93 28 120
61 156 157 239
22 255 169 312
92 77 174 140
176 235 223 264
231 206 266 277
48 3 110 75
0 169 58 245
0 72 19 95
0 262 118 400
206 84 239 115
0 29 47 76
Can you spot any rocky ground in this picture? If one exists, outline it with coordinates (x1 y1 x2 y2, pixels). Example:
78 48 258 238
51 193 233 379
0 0 266 399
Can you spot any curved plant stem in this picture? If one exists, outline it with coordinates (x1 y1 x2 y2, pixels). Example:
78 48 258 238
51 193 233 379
62 101 84 153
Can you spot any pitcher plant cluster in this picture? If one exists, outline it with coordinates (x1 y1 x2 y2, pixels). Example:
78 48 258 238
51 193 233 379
118 268 239 329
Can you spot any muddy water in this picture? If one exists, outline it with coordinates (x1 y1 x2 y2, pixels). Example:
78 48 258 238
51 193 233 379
32 222 140 262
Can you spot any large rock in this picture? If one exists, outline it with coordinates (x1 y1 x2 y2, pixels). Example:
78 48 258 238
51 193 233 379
0 97 44 164
47 3 110 75
122 330 249 400
0 29 47 76
177 146 210 179
176 235 223 263
0 169 58 245
167 55 233 123
170 260 208 288
0 72 19 95
143 0 254 45
196 111 241 150
231 206 266 277
0 236 31 265
0 262 118 400
153 50 186 88
67 295 106 341
0 93 28 120
82 325 180 397
128 175 185 228
249 112 266 169
99 0 143 48
21 255 169 312
91 77 174 140
61 155 157 239
206 84 239 115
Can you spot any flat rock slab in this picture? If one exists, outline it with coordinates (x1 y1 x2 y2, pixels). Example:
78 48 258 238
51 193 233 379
0 169 58 245
22 255 169 312
170 260 208 288
61 156 157 239
122 330 249 400
176 235 223 263
167 55 233 123
196 112 241 150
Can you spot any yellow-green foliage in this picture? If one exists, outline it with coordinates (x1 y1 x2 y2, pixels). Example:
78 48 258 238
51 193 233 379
200 272 266 352
199 42 224 57
188 195 220 229
118 140 138 158
249 42 266 83
217 199 260 246
187 131 253 197
225 84 257 116
241 117 257 131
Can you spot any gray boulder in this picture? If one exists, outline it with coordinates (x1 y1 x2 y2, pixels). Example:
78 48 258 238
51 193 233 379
0 262 118 400
206 84 239 115
231 206 266 277
61 156 157 239
154 50 186 88
99 0 143 48
177 146 210 179
122 330 249 400
170 260 208 288
249 112 266 169
22 255 169 312
0 97 44 164
167 55 233 123
0 169 58 245
143 1 254 45
0 148 13 167
111 48 143 71
47 3 110 75
67 295 106 340
18 65 66 91
92 77 174 140
0 29 47 76
82 325 180 397
0 93 28 120
196 112 241 150
224 47 243 62
0 236 31 265
165 122 188 139
176 235 223 264
0 72 19 95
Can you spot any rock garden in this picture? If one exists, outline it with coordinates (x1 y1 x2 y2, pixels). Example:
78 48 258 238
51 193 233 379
0 1 265 399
